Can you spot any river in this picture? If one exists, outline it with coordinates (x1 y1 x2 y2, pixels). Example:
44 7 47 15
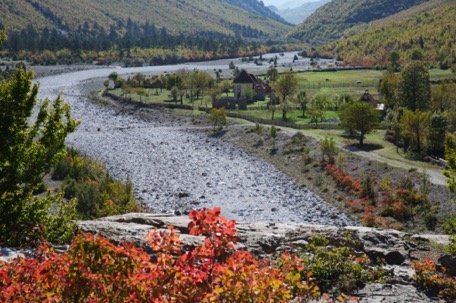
35 53 354 226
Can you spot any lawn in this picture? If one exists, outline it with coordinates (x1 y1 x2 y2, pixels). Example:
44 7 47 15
234 109 338 124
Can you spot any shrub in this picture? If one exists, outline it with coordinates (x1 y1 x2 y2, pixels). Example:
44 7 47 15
300 233 388 296
0 208 322 303
325 164 363 195
320 136 338 163
413 260 456 299
54 148 140 220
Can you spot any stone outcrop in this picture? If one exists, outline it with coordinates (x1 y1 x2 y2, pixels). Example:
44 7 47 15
77 213 452 303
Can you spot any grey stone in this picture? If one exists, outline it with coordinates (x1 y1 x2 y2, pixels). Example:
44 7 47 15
438 254 456 276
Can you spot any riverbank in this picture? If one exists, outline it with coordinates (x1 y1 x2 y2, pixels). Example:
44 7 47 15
84 88 354 226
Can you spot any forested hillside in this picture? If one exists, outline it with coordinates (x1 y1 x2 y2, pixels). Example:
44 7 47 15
0 0 293 65
288 0 430 43
319 0 456 67
0 0 290 37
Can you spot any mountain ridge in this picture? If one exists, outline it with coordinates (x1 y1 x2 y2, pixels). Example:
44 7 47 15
289 0 431 43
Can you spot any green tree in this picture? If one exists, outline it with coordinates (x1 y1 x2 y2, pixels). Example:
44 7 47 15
269 103 278 120
339 102 380 146
108 72 118 82
220 80 231 97
428 114 448 156
390 51 400 69
432 80 456 113
401 109 431 154
171 86 179 103
380 68 399 109
243 86 255 101
443 135 456 252
308 94 333 123
267 67 279 83
410 48 424 61
0 67 80 246
274 72 298 121
133 87 146 102
297 91 308 117
398 61 431 111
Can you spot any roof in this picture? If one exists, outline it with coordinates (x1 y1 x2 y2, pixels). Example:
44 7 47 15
233 69 261 84
359 90 378 107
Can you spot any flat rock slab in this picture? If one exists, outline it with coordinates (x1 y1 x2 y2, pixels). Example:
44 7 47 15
78 213 451 303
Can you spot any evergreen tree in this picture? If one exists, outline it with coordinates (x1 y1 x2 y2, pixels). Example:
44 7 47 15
0 65 79 246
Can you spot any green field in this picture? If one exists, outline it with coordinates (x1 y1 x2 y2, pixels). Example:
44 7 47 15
293 69 456 100
112 68 455 125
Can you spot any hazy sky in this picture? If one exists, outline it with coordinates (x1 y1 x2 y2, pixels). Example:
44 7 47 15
262 0 316 9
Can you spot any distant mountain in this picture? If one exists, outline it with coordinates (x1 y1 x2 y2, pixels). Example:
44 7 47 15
275 0 312 10
278 0 331 25
289 0 431 43
319 0 455 67
223 0 291 25
0 0 291 37
268 5 280 13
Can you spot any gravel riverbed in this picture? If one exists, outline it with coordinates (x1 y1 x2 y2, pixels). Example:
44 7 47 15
35 57 355 226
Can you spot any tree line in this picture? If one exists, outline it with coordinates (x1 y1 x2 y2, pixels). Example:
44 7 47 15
0 18 264 65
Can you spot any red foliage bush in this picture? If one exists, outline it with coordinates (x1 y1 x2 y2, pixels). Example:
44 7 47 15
325 164 363 195
0 208 322 303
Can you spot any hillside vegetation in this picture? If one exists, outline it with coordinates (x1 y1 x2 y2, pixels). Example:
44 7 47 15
0 0 290 37
320 0 456 67
288 0 430 43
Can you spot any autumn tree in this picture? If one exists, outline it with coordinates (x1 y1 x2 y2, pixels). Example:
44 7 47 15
398 61 431 111
339 102 380 146
0 66 79 246
208 108 227 131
